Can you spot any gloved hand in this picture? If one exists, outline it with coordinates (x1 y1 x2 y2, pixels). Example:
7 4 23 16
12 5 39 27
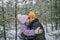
35 27 40 34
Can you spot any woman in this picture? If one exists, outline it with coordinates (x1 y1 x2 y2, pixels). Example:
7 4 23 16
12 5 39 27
27 11 46 40
17 15 40 40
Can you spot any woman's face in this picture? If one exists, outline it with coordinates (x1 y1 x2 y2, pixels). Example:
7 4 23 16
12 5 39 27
28 17 34 23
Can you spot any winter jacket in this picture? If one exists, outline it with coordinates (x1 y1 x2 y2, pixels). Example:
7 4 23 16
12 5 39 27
28 19 46 40
21 24 35 36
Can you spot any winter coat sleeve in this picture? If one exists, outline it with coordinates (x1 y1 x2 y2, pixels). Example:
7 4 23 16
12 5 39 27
21 25 35 36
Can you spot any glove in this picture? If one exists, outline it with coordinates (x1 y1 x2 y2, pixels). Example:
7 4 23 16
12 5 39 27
35 27 40 34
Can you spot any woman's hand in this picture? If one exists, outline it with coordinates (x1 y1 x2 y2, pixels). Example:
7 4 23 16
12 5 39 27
39 29 43 34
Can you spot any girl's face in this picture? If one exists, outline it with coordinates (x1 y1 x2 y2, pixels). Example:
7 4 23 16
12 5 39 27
25 18 30 25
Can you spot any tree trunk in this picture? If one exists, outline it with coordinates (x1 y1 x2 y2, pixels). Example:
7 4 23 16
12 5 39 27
15 0 17 40
2 0 6 40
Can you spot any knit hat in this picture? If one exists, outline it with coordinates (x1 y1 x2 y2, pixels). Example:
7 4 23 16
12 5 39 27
28 11 37 19
17 14 28 24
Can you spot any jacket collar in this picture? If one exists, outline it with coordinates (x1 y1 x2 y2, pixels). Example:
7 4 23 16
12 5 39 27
31 18 39 24
29 19 39 26
28 19 39 29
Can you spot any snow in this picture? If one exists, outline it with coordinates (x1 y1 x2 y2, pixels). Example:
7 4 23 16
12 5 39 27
44 25 55 40
44 24 60 40
0 24 60 40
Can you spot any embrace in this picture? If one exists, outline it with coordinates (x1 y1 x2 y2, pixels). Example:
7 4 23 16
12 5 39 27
17 11 46 40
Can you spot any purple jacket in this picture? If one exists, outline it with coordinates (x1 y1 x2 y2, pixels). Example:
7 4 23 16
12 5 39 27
21 24 35 36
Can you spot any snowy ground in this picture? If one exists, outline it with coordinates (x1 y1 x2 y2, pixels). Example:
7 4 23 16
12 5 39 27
43 24 55 40
0 24 60 40
44 24 60 40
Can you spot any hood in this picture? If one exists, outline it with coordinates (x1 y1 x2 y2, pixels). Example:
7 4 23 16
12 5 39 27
17 14 28 24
